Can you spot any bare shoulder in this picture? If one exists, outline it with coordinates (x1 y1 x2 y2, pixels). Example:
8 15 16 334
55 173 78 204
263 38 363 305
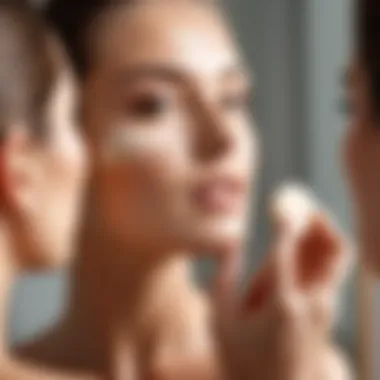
147 353 221 380
0 358 101 380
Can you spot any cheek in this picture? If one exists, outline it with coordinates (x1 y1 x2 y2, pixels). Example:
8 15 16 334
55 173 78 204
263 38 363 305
98 154 188 240
130 149 188 204
102 119 190 179
100 127 190 216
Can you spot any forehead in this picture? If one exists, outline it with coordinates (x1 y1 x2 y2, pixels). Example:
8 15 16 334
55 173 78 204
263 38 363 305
93 2 243 78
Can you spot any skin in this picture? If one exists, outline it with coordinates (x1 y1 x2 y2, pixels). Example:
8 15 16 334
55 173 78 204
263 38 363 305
83 1 255 253
11 69 88 269
343 59 380 275
17 2 351 379
0 46 96 379
213 213 352 380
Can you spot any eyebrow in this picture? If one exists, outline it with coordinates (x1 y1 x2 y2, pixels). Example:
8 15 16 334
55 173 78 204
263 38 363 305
113 63 253 87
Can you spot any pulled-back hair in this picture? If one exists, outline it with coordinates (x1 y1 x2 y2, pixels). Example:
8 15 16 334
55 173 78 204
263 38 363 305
0 1 63 139
45 0 133 77
46 0 218 78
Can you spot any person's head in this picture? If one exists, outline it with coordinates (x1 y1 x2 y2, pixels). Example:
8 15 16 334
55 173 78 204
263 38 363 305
0 3 87 270
47 0 258 257
343 0 380 273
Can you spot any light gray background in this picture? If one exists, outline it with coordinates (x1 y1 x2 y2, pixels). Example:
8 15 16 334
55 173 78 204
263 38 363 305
11 0 356 362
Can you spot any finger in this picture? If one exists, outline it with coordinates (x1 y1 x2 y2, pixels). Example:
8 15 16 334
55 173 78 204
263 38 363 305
316 214 354 287
309 288 337 333
271 218 301 297
298 213 352 291
241 263 274 315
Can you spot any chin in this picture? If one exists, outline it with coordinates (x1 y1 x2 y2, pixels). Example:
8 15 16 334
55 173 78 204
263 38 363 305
27 239 73 271
28 253 64 272
188 218 247 255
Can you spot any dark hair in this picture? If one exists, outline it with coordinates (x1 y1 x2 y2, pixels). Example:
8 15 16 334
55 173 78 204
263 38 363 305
46 0 217 78
0 2 63 139
357 0 380 117
45 0 128 77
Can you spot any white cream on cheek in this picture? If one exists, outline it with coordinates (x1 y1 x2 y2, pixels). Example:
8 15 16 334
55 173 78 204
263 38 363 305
102 122 175 163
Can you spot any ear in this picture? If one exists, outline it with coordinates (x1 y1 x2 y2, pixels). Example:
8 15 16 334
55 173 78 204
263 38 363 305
1 124 37 213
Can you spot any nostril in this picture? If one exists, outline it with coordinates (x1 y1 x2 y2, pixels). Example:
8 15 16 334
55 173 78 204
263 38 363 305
196 128 233 162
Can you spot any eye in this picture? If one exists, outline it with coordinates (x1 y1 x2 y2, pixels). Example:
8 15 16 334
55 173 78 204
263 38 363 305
127 94 170 119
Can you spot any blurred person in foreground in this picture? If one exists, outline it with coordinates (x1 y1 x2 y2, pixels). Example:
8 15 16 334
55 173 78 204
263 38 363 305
15 1 352 379
344 0 380 278
0 2 94 379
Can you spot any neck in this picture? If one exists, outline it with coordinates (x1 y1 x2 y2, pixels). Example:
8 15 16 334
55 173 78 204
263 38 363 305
65 220 196 373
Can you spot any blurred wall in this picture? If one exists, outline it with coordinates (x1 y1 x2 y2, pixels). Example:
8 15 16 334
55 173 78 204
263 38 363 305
10 0 356 362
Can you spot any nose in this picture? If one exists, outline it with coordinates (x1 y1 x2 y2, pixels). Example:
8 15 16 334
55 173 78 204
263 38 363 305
193 104 234 162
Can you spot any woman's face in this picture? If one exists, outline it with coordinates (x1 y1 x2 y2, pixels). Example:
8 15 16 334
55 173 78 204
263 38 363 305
83 2 258 255
343 59 380 273
13 68 88 269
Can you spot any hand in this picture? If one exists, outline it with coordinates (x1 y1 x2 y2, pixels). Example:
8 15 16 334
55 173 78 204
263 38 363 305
213 213 352 380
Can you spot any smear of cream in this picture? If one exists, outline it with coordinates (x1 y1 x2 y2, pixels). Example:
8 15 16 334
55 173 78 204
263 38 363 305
102 124 172 163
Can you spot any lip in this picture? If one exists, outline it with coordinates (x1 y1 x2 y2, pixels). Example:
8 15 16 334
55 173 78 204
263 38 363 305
192 174 248 214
